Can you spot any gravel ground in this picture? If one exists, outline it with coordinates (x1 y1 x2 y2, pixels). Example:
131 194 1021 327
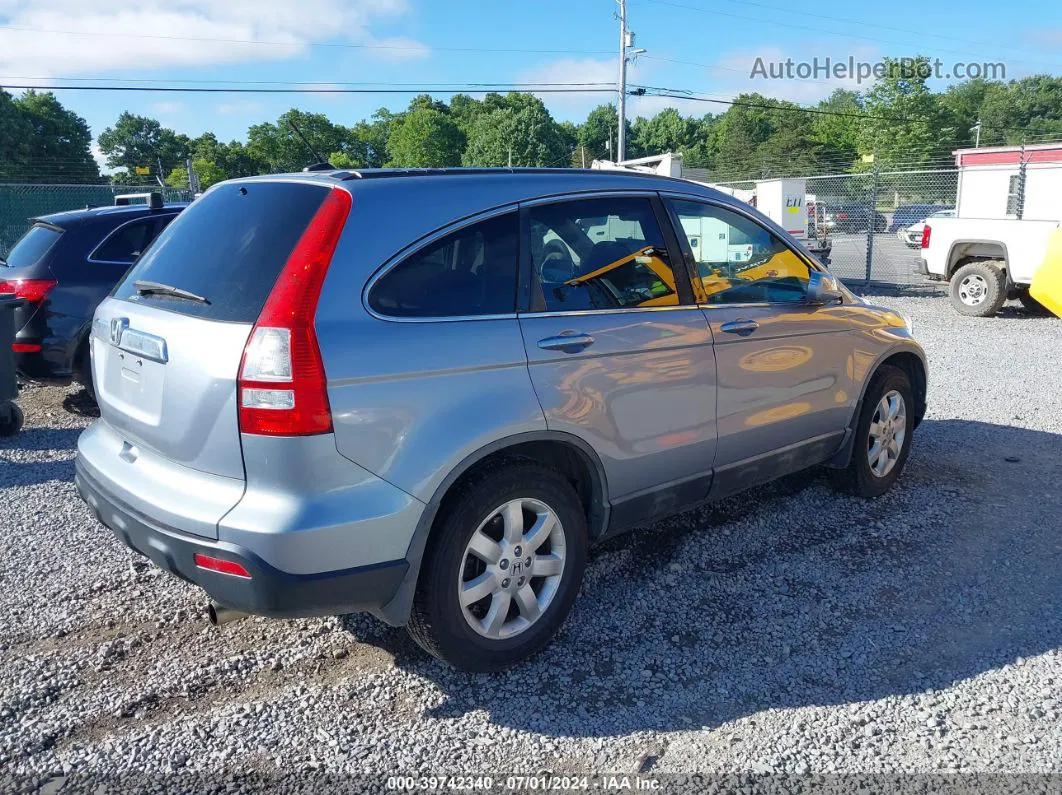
2 287 1061 791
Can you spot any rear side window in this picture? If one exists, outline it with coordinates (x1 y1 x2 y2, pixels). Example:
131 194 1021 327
91 216 174 264
4 224 62 268
113 182 329 322
369 212 518 318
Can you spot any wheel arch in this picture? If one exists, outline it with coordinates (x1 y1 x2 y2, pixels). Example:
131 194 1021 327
372 431 609 627
825 345 927 469
946 240 1008 279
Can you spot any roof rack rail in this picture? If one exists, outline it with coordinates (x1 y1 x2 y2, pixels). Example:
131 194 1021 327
114 191 164 210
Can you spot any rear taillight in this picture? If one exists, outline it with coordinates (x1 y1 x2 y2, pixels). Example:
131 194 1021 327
237 188 352 436
836 212 849 220
0 278 57 302
921 225 932 249
11 343 42 353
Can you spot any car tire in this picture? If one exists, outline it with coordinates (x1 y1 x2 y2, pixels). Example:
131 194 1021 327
76 339 96 402
834 365 915 498
0 402 24 437
406 460 588 672
949 260 1007 317
1017 289 1050 315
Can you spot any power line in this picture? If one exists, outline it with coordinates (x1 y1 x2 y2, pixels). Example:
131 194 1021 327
0 84 617 95
0 24 612 56
2 76 618 89
636 0 1062 71
642 0 1058 59
634 87 907 121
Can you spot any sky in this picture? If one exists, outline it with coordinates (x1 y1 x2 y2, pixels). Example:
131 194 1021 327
1 0 1060 171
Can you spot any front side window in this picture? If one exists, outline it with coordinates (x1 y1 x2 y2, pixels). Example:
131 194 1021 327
92 217 172 264
669 200 811 305
369 212 518 318
528 197 678 312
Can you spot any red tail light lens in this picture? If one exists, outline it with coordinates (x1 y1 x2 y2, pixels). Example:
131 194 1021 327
921 224 932 249
836 212 849 220
0 278 57 302
237 188 352 436
11 343 42 353
194 553 252 579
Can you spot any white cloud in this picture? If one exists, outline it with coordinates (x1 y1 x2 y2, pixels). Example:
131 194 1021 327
90 141 115 175
216 100 265 115
151 101 185 114
710 45 882 104
518 57 618 117
0 0 427 77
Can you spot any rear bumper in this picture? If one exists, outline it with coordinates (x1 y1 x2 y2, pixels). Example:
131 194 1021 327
75 458 408 618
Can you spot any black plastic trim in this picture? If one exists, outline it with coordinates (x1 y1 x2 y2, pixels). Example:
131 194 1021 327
75 460 407 619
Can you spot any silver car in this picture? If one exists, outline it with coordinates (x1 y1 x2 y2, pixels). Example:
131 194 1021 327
75 169 927 671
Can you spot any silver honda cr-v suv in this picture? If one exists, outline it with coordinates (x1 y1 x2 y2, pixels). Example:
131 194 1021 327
76 168 927 671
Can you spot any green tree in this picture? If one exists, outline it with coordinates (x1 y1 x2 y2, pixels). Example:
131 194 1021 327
13 91 99 183
463 93 567 167
858 56 957 168
448 94 484 137
578 104 621 163
630 107 699 158
387 107 464 167
350 109 394 168
246 109 355 172
978 75 1062 146
0 90 32 181
98 112 188 184
812 89 864 171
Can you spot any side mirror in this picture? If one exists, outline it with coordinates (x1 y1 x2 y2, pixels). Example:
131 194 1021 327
807 270 843 305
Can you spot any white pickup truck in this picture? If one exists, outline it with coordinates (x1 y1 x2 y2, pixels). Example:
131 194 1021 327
919 217 1059 316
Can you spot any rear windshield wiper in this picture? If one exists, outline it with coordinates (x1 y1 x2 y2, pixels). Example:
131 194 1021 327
133 280 210 305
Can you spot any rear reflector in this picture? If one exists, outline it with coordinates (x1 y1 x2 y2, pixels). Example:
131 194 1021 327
194 553 252 579
921 224 932 249
0 278 57 302
12 343 42 353
238 188 352 437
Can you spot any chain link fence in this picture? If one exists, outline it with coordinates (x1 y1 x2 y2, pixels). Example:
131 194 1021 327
712 168 961 286
0 184 193 257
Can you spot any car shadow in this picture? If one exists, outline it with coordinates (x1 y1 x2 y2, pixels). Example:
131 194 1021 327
0 425 82 486
344 418 1062 738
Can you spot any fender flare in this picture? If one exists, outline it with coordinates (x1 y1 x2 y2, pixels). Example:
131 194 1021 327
370 430 610 627
824 341 928 469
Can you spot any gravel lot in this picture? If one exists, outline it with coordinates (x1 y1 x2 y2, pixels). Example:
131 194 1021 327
2 287 1061 791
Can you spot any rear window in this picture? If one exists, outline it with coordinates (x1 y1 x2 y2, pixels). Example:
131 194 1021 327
113 182 329 322
4 224 62 268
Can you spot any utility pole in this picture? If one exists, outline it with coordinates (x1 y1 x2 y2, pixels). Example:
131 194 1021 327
972 119 982 148
507 147 512 168
615 0 646 164
617 0 628 163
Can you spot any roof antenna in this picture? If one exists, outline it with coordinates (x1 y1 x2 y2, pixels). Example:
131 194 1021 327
287 119 334 172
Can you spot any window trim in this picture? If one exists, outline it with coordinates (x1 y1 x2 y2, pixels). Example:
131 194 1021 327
87 213 178 266
518 190 695 315
362 203 521 323
659 192 827 309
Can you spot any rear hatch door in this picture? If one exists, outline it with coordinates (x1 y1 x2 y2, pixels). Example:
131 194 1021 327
89 180 334 534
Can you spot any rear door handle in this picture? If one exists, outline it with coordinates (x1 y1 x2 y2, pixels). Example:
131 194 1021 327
720 319 759 334
537 333 595 353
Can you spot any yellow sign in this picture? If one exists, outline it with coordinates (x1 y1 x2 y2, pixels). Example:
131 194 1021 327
861 154 875 163
134 166 151 176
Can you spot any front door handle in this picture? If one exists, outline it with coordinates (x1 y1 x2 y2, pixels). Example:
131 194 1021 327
537 332 595 353
720 319 759 334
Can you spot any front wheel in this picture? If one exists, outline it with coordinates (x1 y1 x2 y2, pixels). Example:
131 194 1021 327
407 461 588 671
835 365 915 498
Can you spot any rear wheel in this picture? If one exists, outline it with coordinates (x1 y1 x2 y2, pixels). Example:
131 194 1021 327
949 260 1006 317
407 461 588 672
0 403 24 437
835 365 915 498
76 339 96 402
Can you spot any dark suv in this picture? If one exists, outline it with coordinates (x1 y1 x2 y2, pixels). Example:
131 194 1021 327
0 193 184 397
